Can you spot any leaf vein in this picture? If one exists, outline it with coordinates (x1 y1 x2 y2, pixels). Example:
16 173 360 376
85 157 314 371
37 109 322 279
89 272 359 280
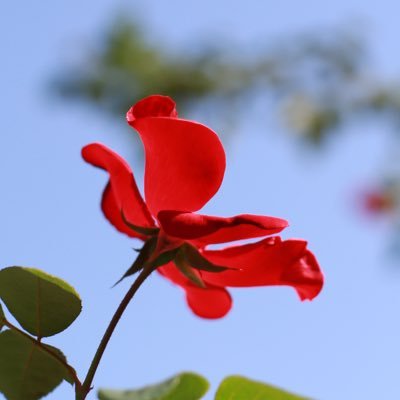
19 341 35 400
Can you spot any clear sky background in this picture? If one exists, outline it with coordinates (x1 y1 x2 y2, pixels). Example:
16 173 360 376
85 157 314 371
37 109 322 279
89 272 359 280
1 1 400 399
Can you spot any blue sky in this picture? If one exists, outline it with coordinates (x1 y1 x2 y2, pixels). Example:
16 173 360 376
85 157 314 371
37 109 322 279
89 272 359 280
1 1 400 399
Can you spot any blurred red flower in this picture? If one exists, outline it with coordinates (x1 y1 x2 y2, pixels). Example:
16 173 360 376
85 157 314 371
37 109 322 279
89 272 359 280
82 95 323 318
363 189 396 215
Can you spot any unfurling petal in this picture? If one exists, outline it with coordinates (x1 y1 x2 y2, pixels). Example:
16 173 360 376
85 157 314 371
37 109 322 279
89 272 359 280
200 237 323 301
158 210 288 244
158 263 232 319
101 182 145 238
280 249 323 300
82 143 155 237
127 95 226 216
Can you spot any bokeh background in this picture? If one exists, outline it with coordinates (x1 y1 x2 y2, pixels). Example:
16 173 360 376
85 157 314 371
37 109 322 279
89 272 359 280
1 1 400 399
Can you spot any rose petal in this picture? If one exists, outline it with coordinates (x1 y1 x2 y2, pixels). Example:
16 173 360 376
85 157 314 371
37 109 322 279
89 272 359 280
280 249 323 300
186 284 233 319
127 96 226 215
126 95 178 121
100 183 144 238
158 210 288 244
158 263 232 319
200 237 323 301
82 143 155 237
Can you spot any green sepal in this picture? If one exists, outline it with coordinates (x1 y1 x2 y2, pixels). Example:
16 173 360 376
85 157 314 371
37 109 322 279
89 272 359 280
0 304 5 332
0 330 76 400
181 243 229 273
175 251 206 288
151 248 179 268
121 210 159 236
113 237 158 286
114 238 180 286
98 371 209 400
0 267 82 338
215 376 310 400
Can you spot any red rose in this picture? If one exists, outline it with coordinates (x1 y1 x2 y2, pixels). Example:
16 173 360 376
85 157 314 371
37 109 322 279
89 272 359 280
82 95 323 319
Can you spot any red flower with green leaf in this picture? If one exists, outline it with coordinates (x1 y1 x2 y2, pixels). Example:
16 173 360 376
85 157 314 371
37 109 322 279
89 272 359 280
82 95 323 318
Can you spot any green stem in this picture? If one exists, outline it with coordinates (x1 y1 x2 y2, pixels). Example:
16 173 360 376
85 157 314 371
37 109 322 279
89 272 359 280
77 263 155 400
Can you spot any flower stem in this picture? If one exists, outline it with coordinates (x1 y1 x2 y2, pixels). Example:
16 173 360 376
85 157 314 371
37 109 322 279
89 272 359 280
77 263 155 400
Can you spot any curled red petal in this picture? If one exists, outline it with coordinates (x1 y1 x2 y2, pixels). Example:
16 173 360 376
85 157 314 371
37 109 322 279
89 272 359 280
127 96 226 216
200 237 323 301
280 249 323 300
82 143 155 237
101 183 145 239
158 210 288 244
158 263 232 319
126 95 178 121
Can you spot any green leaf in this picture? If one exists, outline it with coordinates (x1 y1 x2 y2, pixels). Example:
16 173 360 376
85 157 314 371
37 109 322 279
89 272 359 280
174 251 206 288
0 330 74 400
181 244 229 273
0 267 82 337
215 376 310 400
41 343 75 386
98 372 209 400
0 304 5 331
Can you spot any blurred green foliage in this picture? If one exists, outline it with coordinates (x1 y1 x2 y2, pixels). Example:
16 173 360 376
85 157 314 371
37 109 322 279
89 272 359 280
55 17 400 144
98 373 308 400
54 19 233 118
